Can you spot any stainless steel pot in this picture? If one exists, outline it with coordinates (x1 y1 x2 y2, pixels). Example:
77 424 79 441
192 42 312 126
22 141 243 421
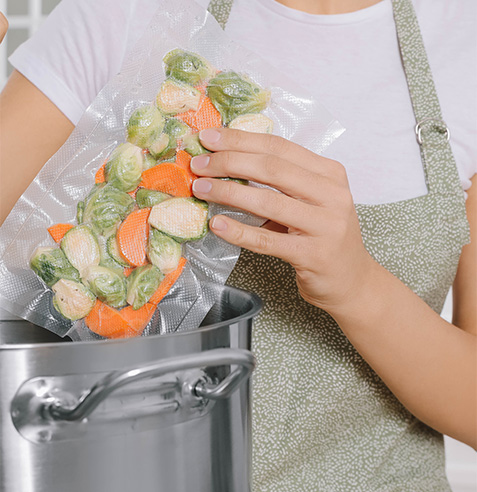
0 286 261 492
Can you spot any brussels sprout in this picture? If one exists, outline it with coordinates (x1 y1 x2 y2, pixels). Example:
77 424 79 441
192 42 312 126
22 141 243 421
106 234 131 267
148 133 171 160
163 48 216 86
51 279 96 321
127 105 165 149
148 197 209 243
82 265 127 309
30 246 80 287
148 229 182 274
96 234 125 274
61 225 101 275
156 79 201 115
228 113 274 134
206 71 271 125
77 201 85 224
143 152 158 171
126 264 164 310
83 183 135 235
182 133 210 157
150 118 191 160
104 143 144 192
136 189 171 209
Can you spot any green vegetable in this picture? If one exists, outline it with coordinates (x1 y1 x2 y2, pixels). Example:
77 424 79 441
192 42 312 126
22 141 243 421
143 153 158 171
106 234 131 267
96 234 125 274
207 71 271 125
126 264 164 310
104 143 143 192
30 246 80 287
156 79 201 115
148 229 182 274
61 225 101 275
148 133 172 160
163 48 216 86
127 105 165 149
51 279 96 321
77 201 85 224
150 118 191 160
148 197 209 243
228 113 274 134
82 183 135 235
136 189 171 209
182 133 210 157
82 265 127 309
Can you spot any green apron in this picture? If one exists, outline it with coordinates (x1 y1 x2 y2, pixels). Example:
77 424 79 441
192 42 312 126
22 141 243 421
207 0 471 490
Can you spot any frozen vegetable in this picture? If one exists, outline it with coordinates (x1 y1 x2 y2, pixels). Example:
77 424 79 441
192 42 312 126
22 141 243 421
30 247 80 287
228 113 274 133
117 208 151 267
127 105 165 149
126 264 164 310
104 143 144 192
82 265 127 309
156 79 201 115
148 229 182 274
51 279 96 321
163 48 216 86
136 189 171 209
60 225 101 275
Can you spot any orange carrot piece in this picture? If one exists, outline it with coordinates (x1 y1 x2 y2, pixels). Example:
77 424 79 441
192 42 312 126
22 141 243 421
85 300 130 338
95 163 106 183
176 109 196 128
127 187 139 198
119 303 156 337
117 208 151 267
123 267 135 277
193 96 222 131
175 149 192 169
47 223 74 243
140 163 194 197
149 257 187 305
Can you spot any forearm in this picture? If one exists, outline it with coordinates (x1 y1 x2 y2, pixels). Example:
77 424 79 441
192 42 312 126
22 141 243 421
330 259 477 449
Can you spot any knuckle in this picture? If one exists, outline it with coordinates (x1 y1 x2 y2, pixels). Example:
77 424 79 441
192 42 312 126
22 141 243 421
265 134 288 156
262 154 281 179
255 231 273 251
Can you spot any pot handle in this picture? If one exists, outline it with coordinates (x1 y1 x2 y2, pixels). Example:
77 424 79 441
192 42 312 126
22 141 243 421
45 348 255 422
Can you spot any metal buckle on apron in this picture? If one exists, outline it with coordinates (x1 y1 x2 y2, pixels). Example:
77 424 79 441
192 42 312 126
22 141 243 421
414 117 450 145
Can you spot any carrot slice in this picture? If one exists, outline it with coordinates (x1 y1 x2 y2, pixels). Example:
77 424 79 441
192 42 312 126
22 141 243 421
193 96 222 131
119 303 156 337
48 223 74 243
127 187 139 198
149 257 187 305
123 267 135 277
140 163 194 197
85 300 130 338
95 163 106 183
175 149 197 183
117 208 151 267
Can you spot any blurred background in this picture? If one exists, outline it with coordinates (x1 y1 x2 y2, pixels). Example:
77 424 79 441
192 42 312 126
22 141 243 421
0 1 475 490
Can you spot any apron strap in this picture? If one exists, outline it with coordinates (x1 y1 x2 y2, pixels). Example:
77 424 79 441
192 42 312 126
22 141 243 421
391 0 462 195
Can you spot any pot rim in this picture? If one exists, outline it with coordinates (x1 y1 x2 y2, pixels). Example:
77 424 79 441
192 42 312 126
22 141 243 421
0 287 262 350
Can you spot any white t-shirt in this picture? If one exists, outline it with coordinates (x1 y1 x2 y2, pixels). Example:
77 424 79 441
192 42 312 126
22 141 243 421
9 0 477 204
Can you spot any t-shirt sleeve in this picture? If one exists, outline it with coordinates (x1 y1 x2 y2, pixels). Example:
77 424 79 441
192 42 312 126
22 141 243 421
8 0 138 125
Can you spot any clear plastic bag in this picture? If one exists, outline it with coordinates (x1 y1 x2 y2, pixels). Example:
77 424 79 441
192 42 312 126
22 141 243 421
0 0 344 340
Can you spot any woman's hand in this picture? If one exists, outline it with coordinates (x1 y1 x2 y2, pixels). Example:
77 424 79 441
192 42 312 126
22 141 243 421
0 11 8 43
190 127 378 317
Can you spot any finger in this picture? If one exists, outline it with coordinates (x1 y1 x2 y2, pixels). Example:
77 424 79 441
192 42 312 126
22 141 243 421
198 127 338 176
192 177 321 233
209 214 303 264
0 12 8 44
191 150 333 205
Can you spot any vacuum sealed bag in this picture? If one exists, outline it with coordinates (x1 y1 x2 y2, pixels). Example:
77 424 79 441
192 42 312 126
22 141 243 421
0 0 344 340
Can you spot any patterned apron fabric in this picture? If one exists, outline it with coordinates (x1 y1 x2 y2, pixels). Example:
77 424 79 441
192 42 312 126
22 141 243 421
207 0 470 490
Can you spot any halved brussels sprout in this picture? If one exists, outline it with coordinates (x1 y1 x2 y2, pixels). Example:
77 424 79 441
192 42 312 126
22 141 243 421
30 246 80 287
126 264 164 310
182 133 210 157
163 48 216 86
136 189 171 209
228 113 274 134
83 183 135 235
207 71 271 125
148 229 182 274
61 225 101 275
143 152 158 171
82 265 127 309
97 234 125 274
148 197 209 243
150 118 191 160
77 201 85 224
156 79 201 115
105 143 144 192
127 105 165 149
51 279 96 321
148 133 171 160
106 234 131 267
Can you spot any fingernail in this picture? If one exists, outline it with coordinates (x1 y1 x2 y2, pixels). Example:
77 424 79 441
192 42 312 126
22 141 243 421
190 154 210 171
211 216 228 232
200 128 221 144
192 179 212 194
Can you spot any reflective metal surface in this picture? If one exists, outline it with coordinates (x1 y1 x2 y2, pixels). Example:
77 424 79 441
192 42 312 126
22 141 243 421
0 286 261 492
